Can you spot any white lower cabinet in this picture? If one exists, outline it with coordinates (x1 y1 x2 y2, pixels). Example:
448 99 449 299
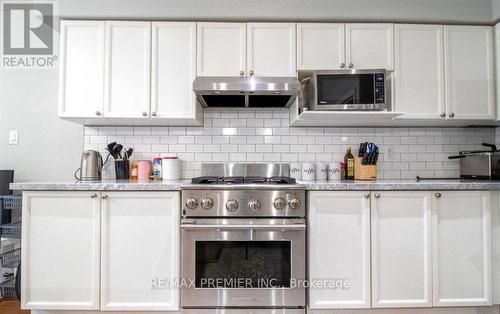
21 191 180 311
308 191 371 309
100 192 180 311
371 191 432 308
309 190 493 310
21 191 101 310
432 190 492 306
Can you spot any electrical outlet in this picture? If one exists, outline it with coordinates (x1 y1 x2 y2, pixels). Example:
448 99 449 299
8 130 18 145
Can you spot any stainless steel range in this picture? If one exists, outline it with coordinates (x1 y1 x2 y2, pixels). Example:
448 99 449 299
181 163 306 313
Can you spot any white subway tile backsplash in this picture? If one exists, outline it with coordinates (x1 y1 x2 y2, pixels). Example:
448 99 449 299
83 109 496 180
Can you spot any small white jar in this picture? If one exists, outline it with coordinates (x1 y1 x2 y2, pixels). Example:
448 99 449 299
290 163 302 181
162 157 181 180
301 162 316 181
316 163 328 181
327 162 342 181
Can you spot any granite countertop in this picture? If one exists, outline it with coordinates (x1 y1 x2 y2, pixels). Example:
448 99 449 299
10 179 500 191
9 179 187 191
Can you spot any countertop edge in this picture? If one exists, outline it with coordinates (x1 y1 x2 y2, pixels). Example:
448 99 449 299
10 180 500 192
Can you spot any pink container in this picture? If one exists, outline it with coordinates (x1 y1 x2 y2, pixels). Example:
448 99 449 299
137 160 152 181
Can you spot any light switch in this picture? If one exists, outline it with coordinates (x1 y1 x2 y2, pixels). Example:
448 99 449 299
9 130 18 145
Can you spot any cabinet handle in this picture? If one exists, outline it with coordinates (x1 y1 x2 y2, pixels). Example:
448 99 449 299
240 70 244 76
435 192 441 199
448 113 455 118
440 112 446 118
101 195 108 200
340 63 346 68
151 112 157 117
249 70 254 76
364 193 370 199
374 193 380 199
90 193 98 199
348 63 354 69
95 111 101 116
142 111 147 117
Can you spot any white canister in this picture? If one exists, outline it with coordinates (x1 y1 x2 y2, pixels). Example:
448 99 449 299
290 163 302 181
301 162 316 181
327 162 342 181
162 157 181 180
316 163 328 181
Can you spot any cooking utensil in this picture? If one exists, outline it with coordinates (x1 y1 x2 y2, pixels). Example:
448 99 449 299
124 148 133 160
113 144 123 160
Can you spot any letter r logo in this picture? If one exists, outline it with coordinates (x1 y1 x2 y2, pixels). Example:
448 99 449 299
3 2 53 55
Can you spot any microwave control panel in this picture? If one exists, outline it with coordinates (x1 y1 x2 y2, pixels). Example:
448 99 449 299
374 74 385 104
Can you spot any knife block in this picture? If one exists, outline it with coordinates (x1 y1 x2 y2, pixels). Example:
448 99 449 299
355 157 377 181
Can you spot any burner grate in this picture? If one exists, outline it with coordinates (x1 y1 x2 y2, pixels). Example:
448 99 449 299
191 176 296 185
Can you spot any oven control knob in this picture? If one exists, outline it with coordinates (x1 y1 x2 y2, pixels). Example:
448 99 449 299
226 199 239 212
248 199 261 211
274 197 287 210
201 198 214 210
288 198 301 210
185 198 198 210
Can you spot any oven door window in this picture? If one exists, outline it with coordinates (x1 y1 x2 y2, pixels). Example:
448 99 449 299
195 241 291 288
317 74 375 105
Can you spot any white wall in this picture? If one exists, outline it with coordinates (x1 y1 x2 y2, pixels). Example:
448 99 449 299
0 0 497 181
59 0 493 24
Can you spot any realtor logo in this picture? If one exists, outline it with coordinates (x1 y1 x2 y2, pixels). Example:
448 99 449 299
2 1 58 68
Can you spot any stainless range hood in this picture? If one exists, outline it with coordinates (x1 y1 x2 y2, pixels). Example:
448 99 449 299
193 76 301 108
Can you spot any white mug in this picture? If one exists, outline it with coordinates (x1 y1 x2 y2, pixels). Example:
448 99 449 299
327 162 342 181
316 163 328 181
290 163 302 181
301 162 316 181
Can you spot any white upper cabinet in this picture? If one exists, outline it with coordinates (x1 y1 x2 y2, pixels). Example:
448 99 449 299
21 192 101 310
432 191 492 307
247 23 297 77
197 22 246 76
371 191 432 308
309 191 371 309
100 192 180 311
104 21 151 118
345 24 394 70
394 24 445 119
444 26 494 120
151 22 200 122
297 23 345 70
58 21 105 118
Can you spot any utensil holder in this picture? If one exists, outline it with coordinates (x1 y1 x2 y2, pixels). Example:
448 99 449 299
354 157 377 181
114 160 130 180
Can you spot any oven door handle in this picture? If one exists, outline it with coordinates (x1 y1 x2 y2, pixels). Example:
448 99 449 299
181 224 306 231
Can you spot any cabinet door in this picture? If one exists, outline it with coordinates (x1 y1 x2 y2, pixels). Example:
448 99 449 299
433 190 492 306
444 26 494 120
297 23 345 70
104 21 151 118
308 191 371 309
58 21 105 118
197 22 246 76
247 23 297 77
101 192 180 311
394 24 445 119
21 192 101 310
371 191 432 308
346 23 394 70
151 22 199 121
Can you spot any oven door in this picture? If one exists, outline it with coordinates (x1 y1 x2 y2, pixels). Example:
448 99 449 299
181 218 306 308
311 69 388 111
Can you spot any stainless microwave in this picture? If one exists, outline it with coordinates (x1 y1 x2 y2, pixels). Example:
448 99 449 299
303 69 390 111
